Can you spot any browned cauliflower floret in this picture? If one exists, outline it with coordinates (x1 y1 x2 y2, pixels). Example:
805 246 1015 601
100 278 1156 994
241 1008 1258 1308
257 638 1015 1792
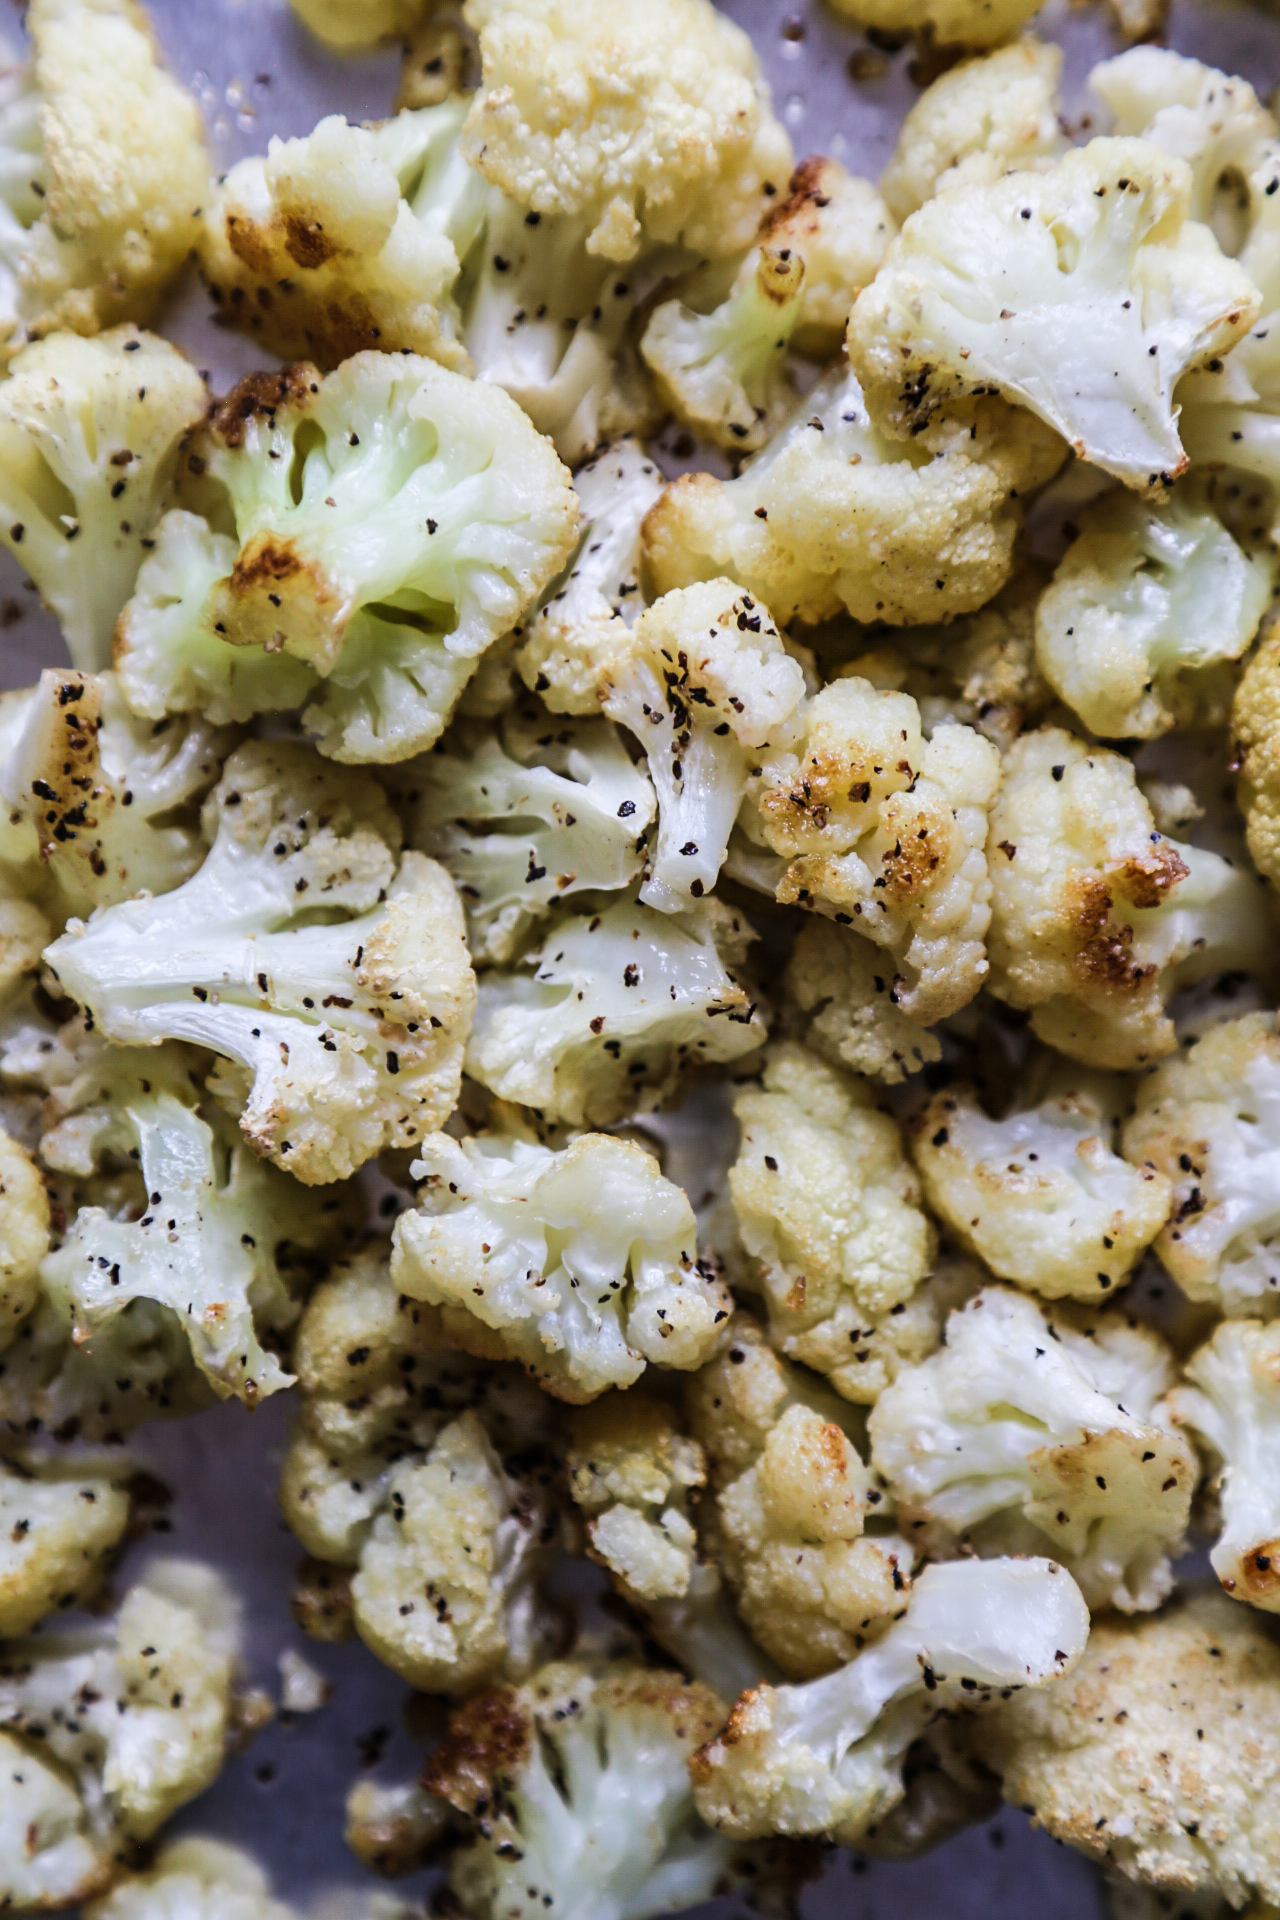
983 1590 1280 1908
567 1393 706 1603
760 157 896 356
1167 1319 1280 1616
1232 622 1280 894
986 727 1275 1068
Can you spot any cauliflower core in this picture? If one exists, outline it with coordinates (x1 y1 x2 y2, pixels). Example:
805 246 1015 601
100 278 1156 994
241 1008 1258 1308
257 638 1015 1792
1168 1319 1280 1614
392 1128 730 1401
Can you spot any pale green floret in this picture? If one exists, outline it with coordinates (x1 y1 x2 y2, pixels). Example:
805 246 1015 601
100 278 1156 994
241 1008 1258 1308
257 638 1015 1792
393 1127 730 1401
43 740 477 1185
464 892 766 1126
402 704 655 963
1035 481 1275 739
689 1557 1090 1844
640 245 805 454
0 327 207 672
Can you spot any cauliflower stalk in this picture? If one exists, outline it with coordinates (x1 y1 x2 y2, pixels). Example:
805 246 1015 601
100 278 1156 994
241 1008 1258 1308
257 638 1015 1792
1168 1318 1280 1614
44 740 477 1185
849 138 1260 493
392 1127 730 1401
689 1556 1089 1844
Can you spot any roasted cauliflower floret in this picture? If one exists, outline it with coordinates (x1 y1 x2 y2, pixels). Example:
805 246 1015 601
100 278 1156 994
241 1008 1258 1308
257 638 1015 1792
0 327 207 672
44 740 477 1185
0 1560 242 1907
824 0 1042 47
463 892 766 1126
0 1452 130 1635
1035 481 1274 740
567 1392 706 1603
689 1556 1089 1844
1230 624 1280 894
642 362 1063 628
1123 1013 1280 1313
289 0 430 49
0 0 208 361
880 40 1064 224
986 726 1274 1068
870 1287 1196 1612
459 0 792 264
912 1069 1172 1301
760 156 895 357
392 1127 730 1400
0 1126 48 1353
745 679 1001 1022
983 1590 1280 1908
850 138 1260 493
1167 1319 1280 1614
781 917 943 1087
81 1836 301 1920
727 1042 934 1401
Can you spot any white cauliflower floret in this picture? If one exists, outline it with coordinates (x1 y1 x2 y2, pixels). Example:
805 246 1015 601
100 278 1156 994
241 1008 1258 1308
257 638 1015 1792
1035 480 1275 739
0 328 207 672
824 0 1042 48
567 1393 706 1603
689 1556 1089 1843
849 138 1260 493
598 581 807 913
642 362 1064 627
880 40 1065 224
1123 1013 1280 1314
688 1318 913 1679
392 1128 730 1400
869 1287 1196 1612
424 1659 739 1920
463 891 766 1126
400 703 655 964
986 726 1275 1068
781 917 943 1087
727 1042 934 1402
1167 1319 1280 1615
345 1777 450 1877
0 1452 130 1635
758 157 896 358
516 440 663 716
200 102 477 371
121 355 578 766
982 1590 1280 1907
459 0 792 265
44 740 477 1185
640 245 805 455
0 0 208 361
0 1560 242 1907
3 669 234 916
0 1125 48 1353
289 0 430 50
912 1069 1173 1302
81 1837 299 1920
745 679 1002 1022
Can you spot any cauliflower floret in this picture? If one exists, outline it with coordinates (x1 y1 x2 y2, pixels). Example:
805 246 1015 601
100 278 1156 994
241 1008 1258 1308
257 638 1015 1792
1229 624 1280 893
0 1126 48 1353
81 1838 300 1920
982 1589 1280 1907
392 1128 730 1400
849 138 1260 493
781 917 944 1087
689 1556 1089 1843
516 440 663 717
823 0 1043 48
199 103 477 373
986 726 1275 1068
0 1452 130 1635
463 891 766 1126
642 362 1064 627
0 1560 241 1904
687 1316 913 1678
745 679 1002 1022
0 0 208 361
116 357 577 765
345 1778 450 1878
880 40 1065 224
1035 481 1275 739
459 0 792 265
597 581 807 912
726 1042 935 1401
1122 1013 1280 1313
400 703 655 964
289 0 430 49
44 740 477 1185
3 669 235 916
567 1392 707 1603
1166 1319 1280 1614
912 1069 1172 1301
759 157 896 358
869 1287 1196 1612
0 327 208 672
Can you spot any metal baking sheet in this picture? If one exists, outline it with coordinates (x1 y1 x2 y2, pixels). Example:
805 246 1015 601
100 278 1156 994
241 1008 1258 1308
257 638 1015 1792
6 0 1280 1911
